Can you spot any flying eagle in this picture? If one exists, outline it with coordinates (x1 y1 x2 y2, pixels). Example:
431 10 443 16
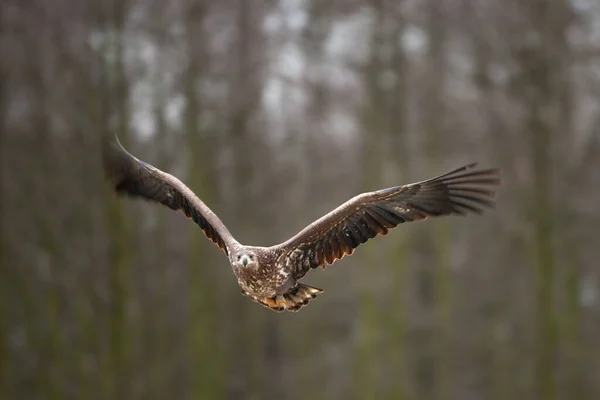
103 136 501 312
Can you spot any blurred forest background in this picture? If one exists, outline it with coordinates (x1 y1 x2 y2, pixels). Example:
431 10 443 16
1 0 600 399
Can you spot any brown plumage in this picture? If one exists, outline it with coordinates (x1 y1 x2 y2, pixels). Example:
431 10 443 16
103 135 502 312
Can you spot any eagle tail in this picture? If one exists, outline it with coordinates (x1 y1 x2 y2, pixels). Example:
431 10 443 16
244 284 324 312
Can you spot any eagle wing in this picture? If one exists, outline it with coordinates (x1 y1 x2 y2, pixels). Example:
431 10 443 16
274 163 501 280
102 135 237 255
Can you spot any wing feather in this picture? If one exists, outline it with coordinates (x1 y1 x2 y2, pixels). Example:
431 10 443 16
276 163 501 280
103 134 237 255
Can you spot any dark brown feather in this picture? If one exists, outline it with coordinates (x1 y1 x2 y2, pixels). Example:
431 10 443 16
276 163 501 280
102 134 237 255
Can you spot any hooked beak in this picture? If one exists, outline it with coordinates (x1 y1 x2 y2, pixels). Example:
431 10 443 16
241 256 248 267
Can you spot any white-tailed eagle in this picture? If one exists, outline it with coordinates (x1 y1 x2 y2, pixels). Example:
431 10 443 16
103 136 501 312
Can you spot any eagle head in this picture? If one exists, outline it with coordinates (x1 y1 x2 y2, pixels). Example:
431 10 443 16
237 253 257 268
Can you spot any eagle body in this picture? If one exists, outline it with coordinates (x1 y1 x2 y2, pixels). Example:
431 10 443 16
103 135 501 312
228 246 324 311
230 246 289 297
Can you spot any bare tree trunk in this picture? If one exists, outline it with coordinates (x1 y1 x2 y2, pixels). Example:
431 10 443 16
470 16 512 400
224 1 269 398
509 1 571 397
103 1 133 396
353 2 387 396
549 5 581 398
387 7 410 399
0 25 11 397
180 2 228 398
529 84 557 400
25 33 68 398
147 82 169 400
418 0 452 398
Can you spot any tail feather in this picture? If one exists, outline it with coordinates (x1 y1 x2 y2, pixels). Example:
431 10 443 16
243 283 324 313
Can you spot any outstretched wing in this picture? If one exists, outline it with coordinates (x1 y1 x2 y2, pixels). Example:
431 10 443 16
275 163 501 280
102 134 238 255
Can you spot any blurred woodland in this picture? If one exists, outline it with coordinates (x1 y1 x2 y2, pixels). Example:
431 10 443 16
2 0 600 399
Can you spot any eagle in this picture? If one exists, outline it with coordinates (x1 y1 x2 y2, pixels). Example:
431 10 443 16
103 135 501 312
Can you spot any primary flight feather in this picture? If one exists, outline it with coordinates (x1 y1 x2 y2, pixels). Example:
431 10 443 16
103 135 501 312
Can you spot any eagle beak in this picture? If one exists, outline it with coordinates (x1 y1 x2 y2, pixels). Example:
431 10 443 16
241 256 248 267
